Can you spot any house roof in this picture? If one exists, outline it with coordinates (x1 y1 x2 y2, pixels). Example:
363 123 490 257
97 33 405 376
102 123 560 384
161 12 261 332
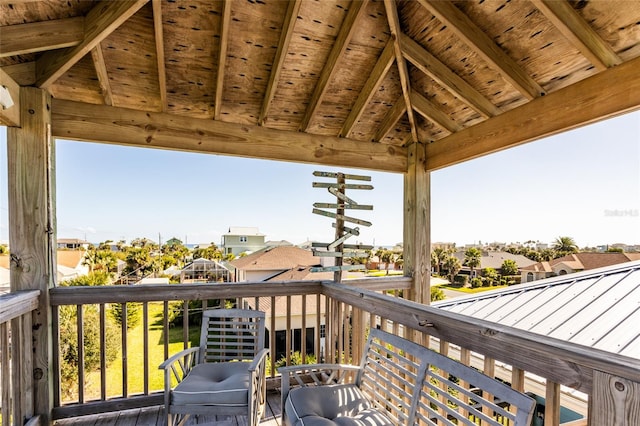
1 2 638 173
521 252 640 272
56 250 86 269
230 246 320 271
226 227 263 236
434 260 640 360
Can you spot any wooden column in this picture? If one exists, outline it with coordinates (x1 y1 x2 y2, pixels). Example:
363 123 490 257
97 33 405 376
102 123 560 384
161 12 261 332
590 371 640 426
7 86 55 424
403 141 430 305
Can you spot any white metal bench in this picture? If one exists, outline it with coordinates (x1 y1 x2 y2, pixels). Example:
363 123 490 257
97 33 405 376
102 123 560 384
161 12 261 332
279 328 535 425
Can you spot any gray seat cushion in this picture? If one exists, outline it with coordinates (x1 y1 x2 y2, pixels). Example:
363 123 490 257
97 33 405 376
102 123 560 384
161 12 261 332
285 384 395 426
171 362 250 406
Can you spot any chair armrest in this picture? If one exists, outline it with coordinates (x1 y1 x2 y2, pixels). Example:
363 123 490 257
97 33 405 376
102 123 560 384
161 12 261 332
278 363 361 415
248 349 270 426
248 348 270 372
158 346 200 371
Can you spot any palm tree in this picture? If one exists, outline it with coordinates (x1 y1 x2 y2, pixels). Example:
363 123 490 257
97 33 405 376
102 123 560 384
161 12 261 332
553 236 578 256
464 247 482 279
443 255 461 284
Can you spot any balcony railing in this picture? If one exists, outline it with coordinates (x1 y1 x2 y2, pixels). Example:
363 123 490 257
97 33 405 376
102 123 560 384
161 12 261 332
4 278 640 425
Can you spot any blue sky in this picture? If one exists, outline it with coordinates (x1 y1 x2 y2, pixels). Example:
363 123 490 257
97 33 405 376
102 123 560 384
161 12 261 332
1 111 639 248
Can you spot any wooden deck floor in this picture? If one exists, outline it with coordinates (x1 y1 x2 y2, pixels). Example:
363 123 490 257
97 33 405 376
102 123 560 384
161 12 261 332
53 390 282 426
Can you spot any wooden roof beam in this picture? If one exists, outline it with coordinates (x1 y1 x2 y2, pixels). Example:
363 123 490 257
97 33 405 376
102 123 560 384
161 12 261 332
0 67 20 127
384 0 418 143
214 0 231 120
425 56 640 170
152 0 168 112
531 0 621 71
417 0 545 100
260 0 302 126
373 94 406 142
340 39 395 138
299 0 367 132
51 99 408 173
36 0 148 89
410 91 462 134
90 44 113 106
399 33 500 119
0 17 84 58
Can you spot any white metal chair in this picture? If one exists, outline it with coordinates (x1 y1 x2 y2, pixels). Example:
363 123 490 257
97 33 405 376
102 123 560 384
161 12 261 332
159 308 268 426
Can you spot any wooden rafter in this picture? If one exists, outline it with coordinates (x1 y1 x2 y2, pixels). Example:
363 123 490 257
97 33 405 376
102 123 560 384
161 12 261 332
425 56 640 170
299 0 367 131
2 62 35 86
399 33 500 119
340 40 395 138
90 44 113 106
35 0 148 89
214 0 231 120
0 17 84 57
373 94 406 142
152 0 167 112
51 99 408 173
260 0 302 126
410 91 462 134
417 0 545 100
384 0 418 143
531 0 621 71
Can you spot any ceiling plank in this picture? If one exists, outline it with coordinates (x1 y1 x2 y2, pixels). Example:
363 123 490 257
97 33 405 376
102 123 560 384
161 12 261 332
36 0 149 89
51 99 408 173
214 0 231 120
340 39 395 138
418 0 545 100
152 0 168 112
384 0 418 143
373 94 406 142
425 56 640 171
400 33 500 118
410 91 462 133
0 17 84 58
0 67 20 127
531 0 621 71
260 0 302 126
90 44 113 106
299 0 367 131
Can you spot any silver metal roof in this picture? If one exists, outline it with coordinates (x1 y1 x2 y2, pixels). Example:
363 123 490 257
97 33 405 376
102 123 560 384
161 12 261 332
434 260 640 360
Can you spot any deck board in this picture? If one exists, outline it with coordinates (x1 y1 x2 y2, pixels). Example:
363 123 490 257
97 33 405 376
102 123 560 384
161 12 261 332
53 391 282 426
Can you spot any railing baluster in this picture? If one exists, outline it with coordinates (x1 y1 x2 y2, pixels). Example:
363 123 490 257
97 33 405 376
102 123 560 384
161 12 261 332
163 301 169 361
182 300 188 350
52 306 60 408
121 303 128 398
545 381 561 426
1 322 10 423
270 296 276 378
76 305 84 404
99 303 106 400
285 295 292 366
143 302 149 395
301 294 307 364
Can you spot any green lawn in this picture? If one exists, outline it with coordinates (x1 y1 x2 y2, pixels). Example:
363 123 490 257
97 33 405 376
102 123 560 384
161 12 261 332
440 284 509 294
80 302 200 401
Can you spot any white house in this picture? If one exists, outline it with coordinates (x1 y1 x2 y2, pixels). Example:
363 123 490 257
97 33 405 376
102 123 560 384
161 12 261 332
221 226 266 257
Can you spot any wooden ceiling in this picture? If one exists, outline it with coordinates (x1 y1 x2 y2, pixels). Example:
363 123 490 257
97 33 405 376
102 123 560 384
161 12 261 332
1 0 639 173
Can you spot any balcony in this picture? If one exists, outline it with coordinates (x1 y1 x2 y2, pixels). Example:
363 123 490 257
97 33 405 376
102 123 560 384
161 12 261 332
3 275 639 425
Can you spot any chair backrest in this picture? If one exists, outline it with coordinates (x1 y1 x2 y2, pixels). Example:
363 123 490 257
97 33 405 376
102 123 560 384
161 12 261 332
414 345 535 426
355 328 433 425
199 309 266 363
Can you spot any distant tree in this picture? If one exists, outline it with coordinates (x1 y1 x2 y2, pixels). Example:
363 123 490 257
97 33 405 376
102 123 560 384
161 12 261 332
606 247 624 253
0 245 8 254
464 248 482 278
501 259 519 276
162 238 190 267
431 248 449 276
553 236 578 256
63 271 111 286
124 247 154 276
83 249 118 274
130 237 158 249
443 256 461 284
193 243 223 261
430 286 445 302
539 248 556 261
110 302 141 330
482 267 499 286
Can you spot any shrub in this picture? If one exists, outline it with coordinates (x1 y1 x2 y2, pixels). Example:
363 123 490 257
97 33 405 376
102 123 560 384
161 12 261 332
453 275 468 286
430 286 445 302
470 277 483 288
110 302 141 330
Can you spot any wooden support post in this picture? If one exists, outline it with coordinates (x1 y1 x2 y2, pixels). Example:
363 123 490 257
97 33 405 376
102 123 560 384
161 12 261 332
7 86 55 424
403 142 430 304
591 370 640 426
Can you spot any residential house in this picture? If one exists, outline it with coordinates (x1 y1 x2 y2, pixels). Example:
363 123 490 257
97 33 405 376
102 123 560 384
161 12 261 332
221 227 266 257
56 250 89 283
454 250 537 278
435 260 640 420
56 238 90 250
230 245 320 282
521 252 640 282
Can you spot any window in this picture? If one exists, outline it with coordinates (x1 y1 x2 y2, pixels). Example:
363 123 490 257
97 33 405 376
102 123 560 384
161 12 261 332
239 236 247 242
320 324 326 338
